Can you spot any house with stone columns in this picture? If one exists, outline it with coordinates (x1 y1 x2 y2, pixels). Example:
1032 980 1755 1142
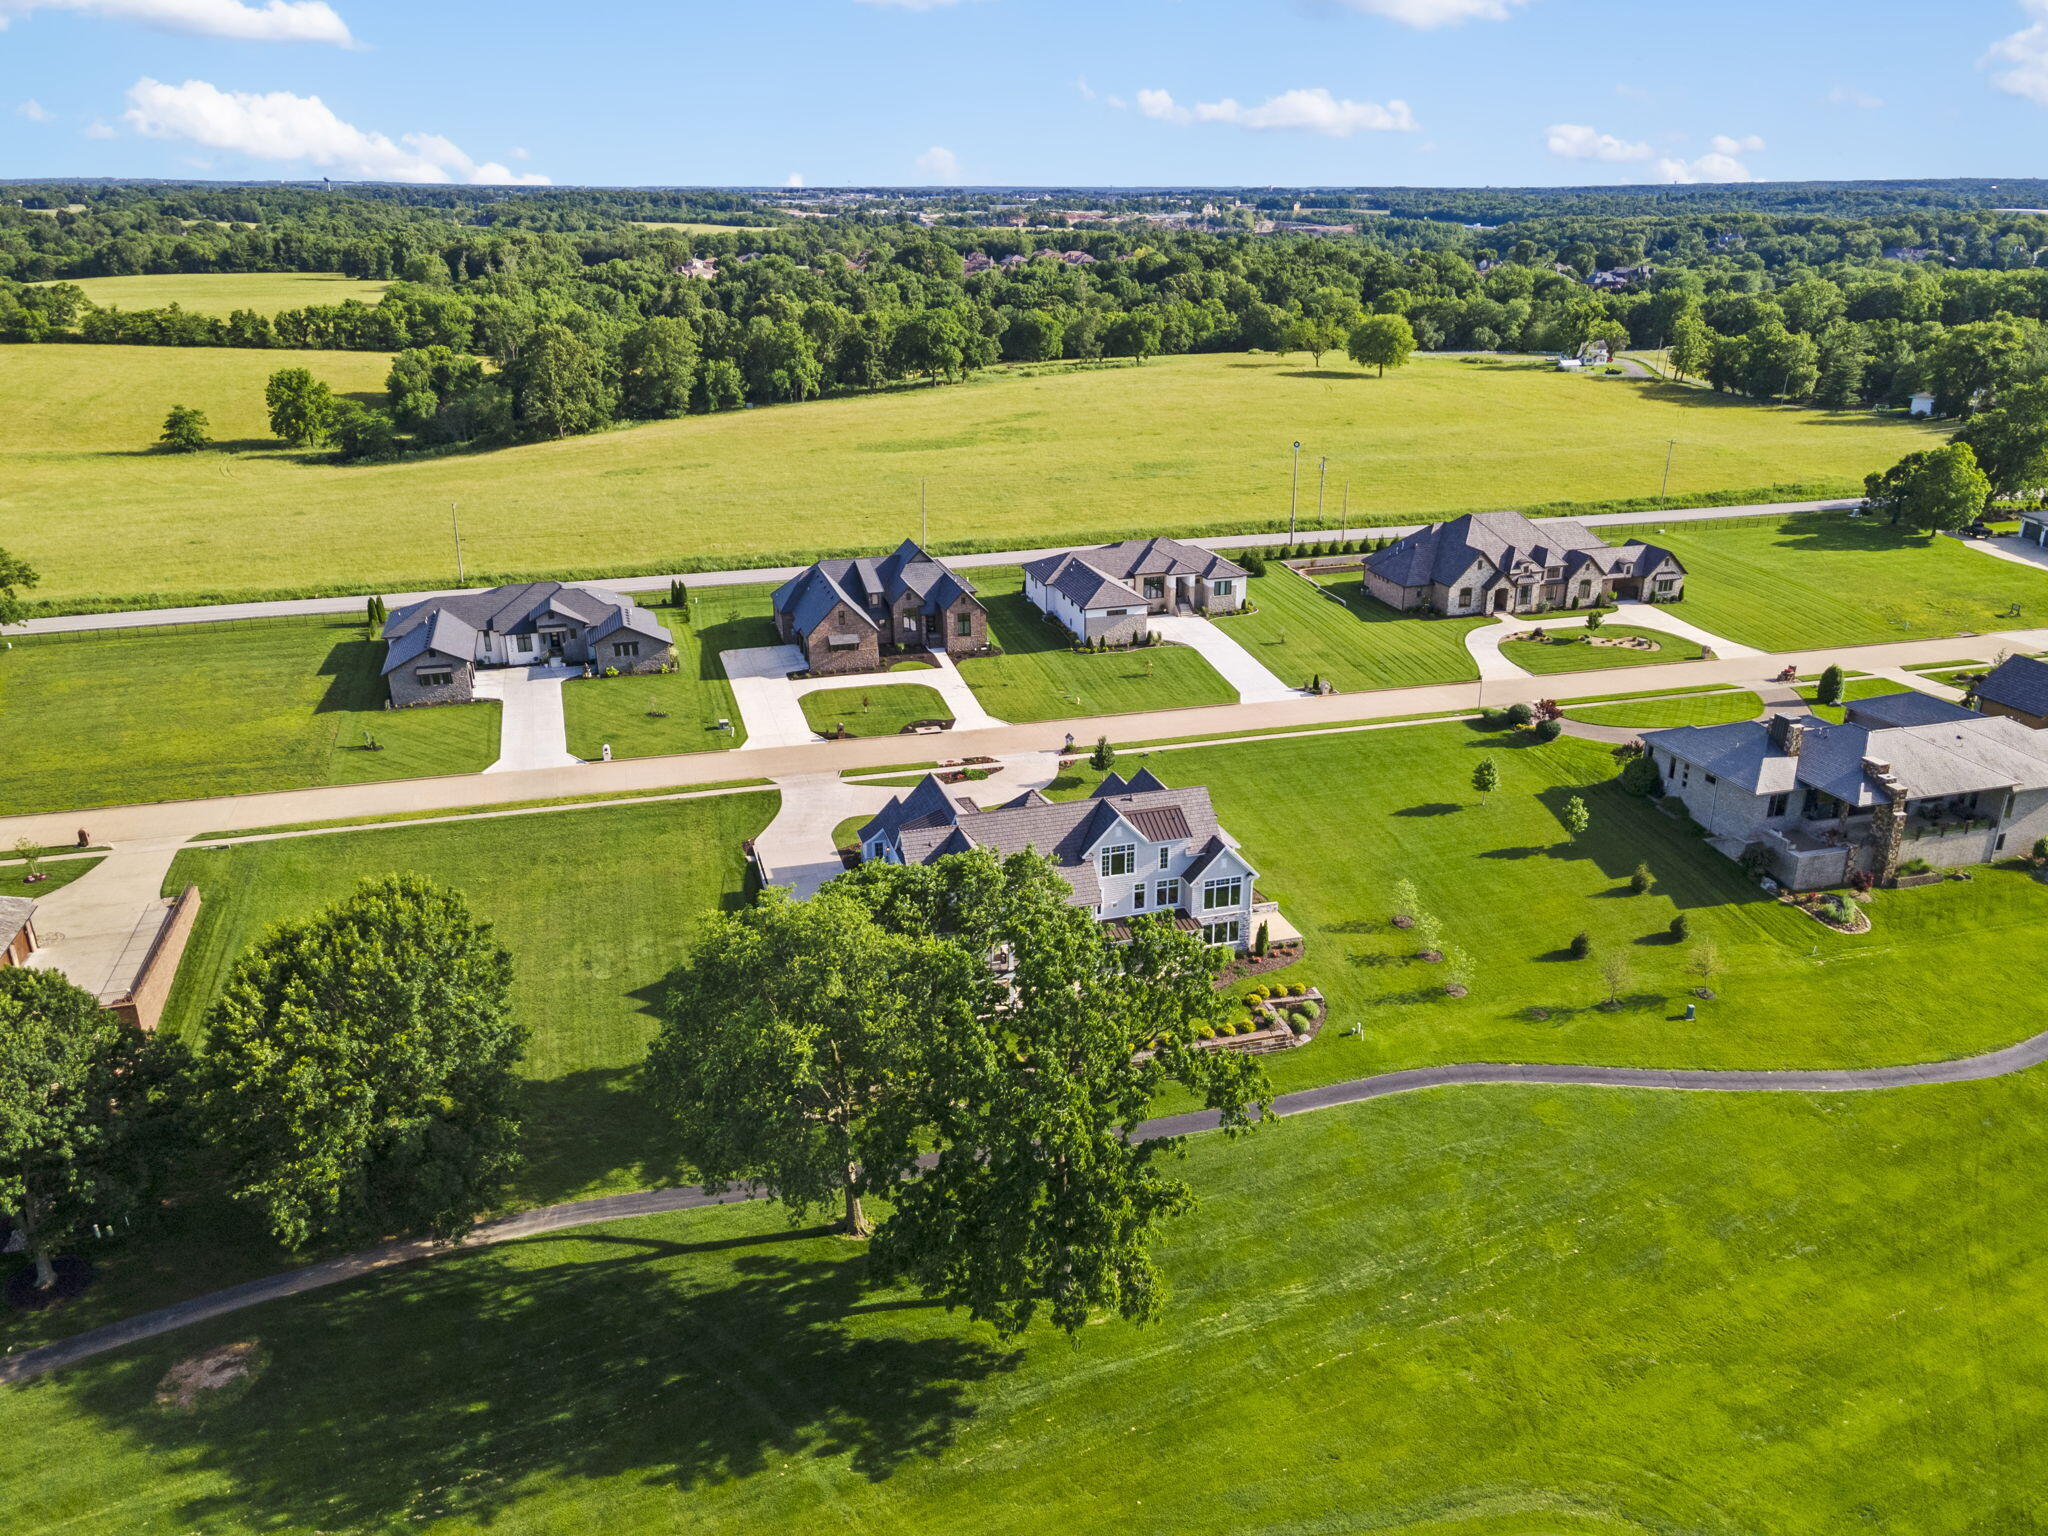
1361 510 1685 617
381 581 675 708
771 539 989 676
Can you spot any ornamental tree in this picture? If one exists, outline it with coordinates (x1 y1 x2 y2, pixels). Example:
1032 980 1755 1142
200 876 523 1249
1562 794 1592 842
1346 314 1417 377
1472 758 1500 803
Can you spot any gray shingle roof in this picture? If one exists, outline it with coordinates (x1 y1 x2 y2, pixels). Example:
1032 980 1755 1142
1976 655 2048 718
1022 537 1249 613
381 581 671 674
0 895 35 951
1844 691 1978 729
771 539 982 638
1363 510 1684 593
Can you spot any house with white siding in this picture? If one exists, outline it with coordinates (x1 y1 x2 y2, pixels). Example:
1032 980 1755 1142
1022 538 1249 645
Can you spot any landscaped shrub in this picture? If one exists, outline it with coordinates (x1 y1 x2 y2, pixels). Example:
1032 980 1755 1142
1816 663 1846 706
1245 987 1265 1003
1899 857 1934 875
1630 862 1654 896
1669 913 1691 941
1240 549 1267 577
1505 703 1534 727
1619 754 1663 797
1569 929 1593 959
1532 718 1563 742
1289 983 1307 997
2034 836 2048 863
1479 707 1510 730
1199 1025 1218 1040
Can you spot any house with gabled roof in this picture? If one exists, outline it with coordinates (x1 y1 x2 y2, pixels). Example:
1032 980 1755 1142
1022 537 1250 645
771 539 990 676
381 581 675 708
1361 510 1685 618
856 767 1261 948
1973 654 2048 731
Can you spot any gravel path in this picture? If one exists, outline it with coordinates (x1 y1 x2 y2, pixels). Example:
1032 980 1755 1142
9 1022 2047 1388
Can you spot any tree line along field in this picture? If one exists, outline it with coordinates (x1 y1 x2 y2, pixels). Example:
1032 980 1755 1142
2 345 1941 611
33 272 391 316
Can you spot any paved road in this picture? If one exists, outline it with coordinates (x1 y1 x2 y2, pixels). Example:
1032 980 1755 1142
9 1016 2046 1389
14 498 1857 636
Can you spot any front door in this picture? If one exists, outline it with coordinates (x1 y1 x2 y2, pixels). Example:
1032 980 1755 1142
544 630 564 657
1492 588 1510 613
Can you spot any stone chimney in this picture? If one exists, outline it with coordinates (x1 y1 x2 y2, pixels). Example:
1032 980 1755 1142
1766 715 1804 757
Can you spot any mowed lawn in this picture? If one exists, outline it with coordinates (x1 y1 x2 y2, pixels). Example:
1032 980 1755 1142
4 348 1939 609
1216 568 1487 690
0 618 501 814
802 683 953 736
1564 689 1764 728
957 566 1236 720
1653 512 2048 650
559 587 772 759
39 272 390 315
8 1074 2047 1535
1499 623 1706 674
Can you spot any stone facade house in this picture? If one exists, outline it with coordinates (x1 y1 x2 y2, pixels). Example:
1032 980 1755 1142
1973 654 2048 730
381 581 675 708
0 896 37 968
1022 537 1250 644
771 540 989 676
1361 511 1686 617
856 768 1262 949
1642 692 2048 890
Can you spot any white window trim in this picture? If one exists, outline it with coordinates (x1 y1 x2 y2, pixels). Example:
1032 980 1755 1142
1099 843 1137 877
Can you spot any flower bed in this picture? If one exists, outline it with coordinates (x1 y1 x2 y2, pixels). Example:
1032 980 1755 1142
1783 890 1871 934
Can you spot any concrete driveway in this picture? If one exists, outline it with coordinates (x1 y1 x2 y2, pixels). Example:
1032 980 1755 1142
1467 602 1761 681
723 647 1005 750
470 664 582 772
1147 615 1304 703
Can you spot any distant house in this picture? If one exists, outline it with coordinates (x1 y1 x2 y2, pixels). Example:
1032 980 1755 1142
0 896 37 968
2017 506 2048 549
771 539 989 676
1974 654 2048 730
856 768 1262 949
1022 538 1250 644
1642 694 2048 889
381 582 675 707
1909 391 1938 418
962 251 996 276
1360 510 1685 617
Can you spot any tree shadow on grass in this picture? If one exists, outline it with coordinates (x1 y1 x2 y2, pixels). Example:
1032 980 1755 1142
511 1066 689 1209
312 634 389 715
1393 802 1464 817
71 1229 1016 1532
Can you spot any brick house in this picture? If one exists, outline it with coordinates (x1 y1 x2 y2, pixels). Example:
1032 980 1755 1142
1022 537 1250 645
1973 654 2048 730
381 581 675 707
1361 510 1686 617
856 768 1262 949
771 540 989 676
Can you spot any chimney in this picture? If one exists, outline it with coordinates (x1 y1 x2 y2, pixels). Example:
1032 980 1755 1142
1766 715 1804 757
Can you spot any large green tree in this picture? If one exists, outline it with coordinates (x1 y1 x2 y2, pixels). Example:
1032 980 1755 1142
1346 314 1417 377
264 366 334 447
201 876 524 1249
0 969 157 1290
619 316 700 419
1953 380 2048 505
1863 442 1993 533
507 323 614 439
0 546 40 628
158 404 211 452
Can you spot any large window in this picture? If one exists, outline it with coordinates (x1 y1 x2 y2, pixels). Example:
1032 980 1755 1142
1457 588 1474 607
1201 919 1241 947
1212 579 1233 596
1100 844 1136 877
417 669 453 688
1655 577 1677 594
955 611 973 636
613 641 641 659
1132 885 1147 910
515 634 534 654
1201 876 1243 911
1155 879 1182 908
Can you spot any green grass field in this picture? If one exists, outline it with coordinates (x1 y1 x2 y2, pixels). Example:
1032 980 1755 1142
957 566 1237 720
801 683 953 737
4 348 1939 610
39 272 391 316
1500 623 1706 674
5 854 103 895
1795 675 1925 722
0 617 501 814
559 589 771 759
1215 569 1487 690
1564 689 1765 728
1650 513 2048 650
6 1073 2044 1535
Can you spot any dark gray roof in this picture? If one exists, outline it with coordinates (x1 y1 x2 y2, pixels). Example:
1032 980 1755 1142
0 895 35 950
1022 537 1249 613
771 540 982 638
1844 691 1978 729
381 581 670 674
1363 510 1683 593
1976 655 2048 718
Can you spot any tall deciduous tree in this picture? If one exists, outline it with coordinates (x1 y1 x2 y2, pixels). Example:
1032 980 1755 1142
508 323 614 439
1346 314 1417 377
1954 380 2048 505
1667 312 1715 383
201 876 523 1249
619 316 700 419
0 546 40 628
1562 795 1592 842
264 366 334 447
1472 758 1500 803
1863 442 1991 533
158 404 211 452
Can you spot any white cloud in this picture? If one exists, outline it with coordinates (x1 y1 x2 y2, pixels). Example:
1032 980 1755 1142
1825 85 1885 110
1136 86 1416 137
510 145 529 159
1710 132 1765 155
1659 152 1754 184
1544 122 1652 162
16 98 53 121
914 145 963 183
0 0 352 44
1987 1 2048 106
120 78 550 184
784 171 804 188
1334 0 1527 26
82 120 116 138
1075 75 1095 101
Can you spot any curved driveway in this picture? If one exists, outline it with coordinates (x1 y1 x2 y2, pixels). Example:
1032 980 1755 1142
9 1021 2048 1388
1467 601 1764 682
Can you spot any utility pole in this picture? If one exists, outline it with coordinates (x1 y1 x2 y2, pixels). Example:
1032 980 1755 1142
1342 480 1350 543
1289 441 1301 541
1660 441 1676 497
920 478 928 547
451 502 465 586
1316 456 1328 529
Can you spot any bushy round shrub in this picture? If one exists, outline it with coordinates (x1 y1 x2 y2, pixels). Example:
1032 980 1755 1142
1289 983 1307 997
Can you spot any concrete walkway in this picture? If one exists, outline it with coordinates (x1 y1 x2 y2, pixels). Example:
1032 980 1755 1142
1960 531 2048 576
12 1010 2048 1388
724 647 1005 751
24 841 183 1002
469 664 581 773
1147 615 1303 703
1466 601 1763 681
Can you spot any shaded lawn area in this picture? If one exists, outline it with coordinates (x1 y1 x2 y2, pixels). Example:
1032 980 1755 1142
1500 624 1706 674
1564 690 1765 728
9 1074 2047 1535
1215 569 1485 691
0 619 500 815
801 683 953 737
1796 676 1924 723
956 566 1236 721
1651 511 2048 650
1115 723 2048 1091
560 589 775 759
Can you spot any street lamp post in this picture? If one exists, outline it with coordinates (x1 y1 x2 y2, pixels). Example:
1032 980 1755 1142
1289 441 1301 542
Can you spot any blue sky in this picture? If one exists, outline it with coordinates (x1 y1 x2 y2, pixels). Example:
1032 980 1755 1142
4 0 2048 189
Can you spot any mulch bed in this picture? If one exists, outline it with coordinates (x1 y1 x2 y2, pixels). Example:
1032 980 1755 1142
1783 891 1873 934
5 1255 95 1311
1214 944 1304 987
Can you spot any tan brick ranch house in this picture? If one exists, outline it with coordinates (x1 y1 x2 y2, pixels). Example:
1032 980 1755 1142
1361 510 1686 617
771 539 989 676
381 581 675 707
1022 537 1250 644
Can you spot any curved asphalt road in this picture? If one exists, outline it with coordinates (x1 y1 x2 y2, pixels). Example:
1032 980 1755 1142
10 1026 2048 1389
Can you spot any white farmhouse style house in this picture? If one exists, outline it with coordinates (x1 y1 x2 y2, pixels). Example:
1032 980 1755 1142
1022 538 1250 645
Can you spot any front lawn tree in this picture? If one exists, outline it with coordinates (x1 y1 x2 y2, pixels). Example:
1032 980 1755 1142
1472 758 1500 804
1562 794 1592 843
1346 314 1417 377
0 546 38 628
1816 663 1846 706
201 876 524 1250
158 404 211 452
1863 443 1992 533
264 366 335 447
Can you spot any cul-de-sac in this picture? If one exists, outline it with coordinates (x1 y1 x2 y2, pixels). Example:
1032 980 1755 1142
9 20 2048 1530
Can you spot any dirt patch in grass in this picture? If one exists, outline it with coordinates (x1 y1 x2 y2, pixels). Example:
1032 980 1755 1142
155 1340 268 1411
